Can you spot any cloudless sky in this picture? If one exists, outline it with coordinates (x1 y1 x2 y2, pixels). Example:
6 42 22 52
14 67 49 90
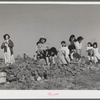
0 4 100 58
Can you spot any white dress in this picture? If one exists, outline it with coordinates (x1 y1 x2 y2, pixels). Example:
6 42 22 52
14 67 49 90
58 46 70 64
4 41 15 65
4 43 11 64
93 47 100 60
74 41 82 55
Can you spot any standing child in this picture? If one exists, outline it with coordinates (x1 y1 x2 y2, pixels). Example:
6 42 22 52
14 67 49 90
1 34 15 66
93 42 100 63
86 42 94 63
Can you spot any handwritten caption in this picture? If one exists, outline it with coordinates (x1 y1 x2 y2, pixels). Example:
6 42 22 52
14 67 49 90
48 92 59 96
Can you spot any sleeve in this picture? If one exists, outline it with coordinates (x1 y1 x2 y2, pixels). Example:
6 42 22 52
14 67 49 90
1 42 5 49
98 48 100 53
36 45 40 53
86 47 89 51
8 40 14 48
74 42 77 49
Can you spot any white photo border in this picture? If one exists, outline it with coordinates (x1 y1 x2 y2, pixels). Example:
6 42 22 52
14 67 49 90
0 1 100 99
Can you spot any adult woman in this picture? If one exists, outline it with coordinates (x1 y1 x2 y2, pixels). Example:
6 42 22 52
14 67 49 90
68 34 76 60
1 34 15 66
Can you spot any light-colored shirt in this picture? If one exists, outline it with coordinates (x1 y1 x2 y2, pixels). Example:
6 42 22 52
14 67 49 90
93 47 99 55
59 46 70 56
86 47 93 51
75 41 82 50
36 42 50 52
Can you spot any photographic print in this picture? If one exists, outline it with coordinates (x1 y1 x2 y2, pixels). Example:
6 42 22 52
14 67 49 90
0 3 100 93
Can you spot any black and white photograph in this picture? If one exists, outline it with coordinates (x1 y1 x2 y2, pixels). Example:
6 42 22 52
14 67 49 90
0 3 100 93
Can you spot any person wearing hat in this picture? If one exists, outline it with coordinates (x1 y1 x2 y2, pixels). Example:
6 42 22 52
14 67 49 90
39 37 47 44
1 34 15 66
36 37 50 66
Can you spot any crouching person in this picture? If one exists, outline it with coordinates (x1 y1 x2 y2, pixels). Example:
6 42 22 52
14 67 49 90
36 37 51 66
48 47 58 65
1 34 15 66
58 41 70 65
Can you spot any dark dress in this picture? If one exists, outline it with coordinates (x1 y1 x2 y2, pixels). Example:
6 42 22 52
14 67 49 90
68 42 76 53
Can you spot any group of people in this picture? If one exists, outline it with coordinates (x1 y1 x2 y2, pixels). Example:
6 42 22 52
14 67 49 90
35 34 84 65
1 34 100 67
58 35 84 65
35 37 57 65
36 34 100 65
86 42 100 64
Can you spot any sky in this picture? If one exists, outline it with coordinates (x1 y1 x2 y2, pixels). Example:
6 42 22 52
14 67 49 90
0 4 100 58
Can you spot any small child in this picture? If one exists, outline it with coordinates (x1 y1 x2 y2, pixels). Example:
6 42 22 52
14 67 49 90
48 47 58 65
76 36 84 56
58 41 70 65
93 42 100 63
86 42 94 63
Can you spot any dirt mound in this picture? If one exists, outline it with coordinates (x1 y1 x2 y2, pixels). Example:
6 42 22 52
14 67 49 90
0 57 100 90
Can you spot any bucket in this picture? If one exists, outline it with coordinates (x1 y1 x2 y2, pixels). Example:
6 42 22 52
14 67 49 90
0 72 7 83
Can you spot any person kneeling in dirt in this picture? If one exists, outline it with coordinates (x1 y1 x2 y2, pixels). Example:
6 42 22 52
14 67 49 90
47 47 58 65
86 42 94 64
58 41 70 65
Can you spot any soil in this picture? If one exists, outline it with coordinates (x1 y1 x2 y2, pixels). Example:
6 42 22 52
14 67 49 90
0 57 100 90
